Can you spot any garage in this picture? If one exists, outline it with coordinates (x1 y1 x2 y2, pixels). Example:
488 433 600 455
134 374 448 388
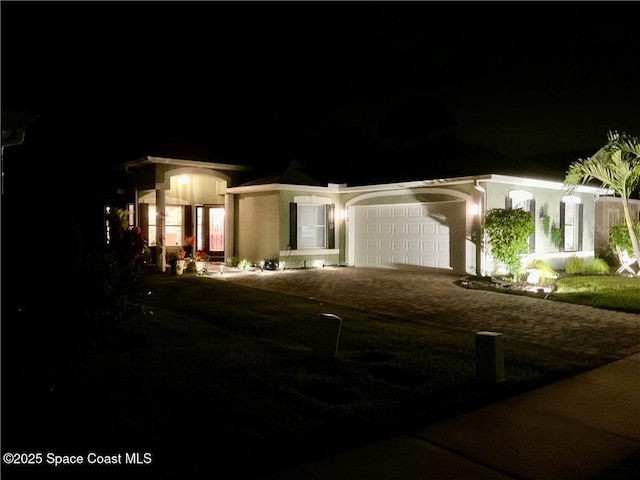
352 201 465 269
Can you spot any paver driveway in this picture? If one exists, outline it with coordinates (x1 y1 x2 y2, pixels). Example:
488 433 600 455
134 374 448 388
209 266 640 363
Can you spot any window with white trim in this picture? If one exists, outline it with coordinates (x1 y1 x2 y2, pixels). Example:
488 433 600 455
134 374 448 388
561 195 583 252
148 205 183 247
298 204 327 249
289 198 335 250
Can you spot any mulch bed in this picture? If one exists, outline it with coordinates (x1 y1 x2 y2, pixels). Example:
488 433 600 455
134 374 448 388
455 275 554 299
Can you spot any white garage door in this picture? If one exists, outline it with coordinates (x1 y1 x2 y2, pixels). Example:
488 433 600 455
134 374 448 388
353 202 462 269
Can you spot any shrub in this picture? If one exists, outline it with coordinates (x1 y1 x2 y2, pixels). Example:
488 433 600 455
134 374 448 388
565 257 585 275
526 259 558 285
226 256 240 267
565 257 610 275
484 208 534 279
609 222 640 253
584 258 610 275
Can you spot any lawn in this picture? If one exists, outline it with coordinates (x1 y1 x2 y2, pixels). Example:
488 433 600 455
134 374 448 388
550 274 640 312
2 271 637 480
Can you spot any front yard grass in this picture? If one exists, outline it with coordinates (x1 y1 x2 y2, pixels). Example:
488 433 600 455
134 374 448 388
2 272 637 479
550 274 640 313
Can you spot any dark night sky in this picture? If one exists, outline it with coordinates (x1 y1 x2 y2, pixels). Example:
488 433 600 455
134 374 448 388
2 1 640 186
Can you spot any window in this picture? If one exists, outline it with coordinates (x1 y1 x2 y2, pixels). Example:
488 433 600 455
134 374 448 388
289 202 335 250
147 205 183 247
299 204 327 248
560 196 583 252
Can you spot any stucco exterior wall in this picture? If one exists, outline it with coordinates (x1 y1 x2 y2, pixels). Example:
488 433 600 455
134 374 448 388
235 191 280 264
483 180 598 271
138 172 226 206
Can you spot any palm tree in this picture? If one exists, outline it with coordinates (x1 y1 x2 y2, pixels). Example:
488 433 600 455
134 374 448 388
564 131 640 268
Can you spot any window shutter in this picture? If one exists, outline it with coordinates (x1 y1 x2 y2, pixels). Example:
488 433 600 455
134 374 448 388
289 203 297 250
559 202 566 252
529 199 536 252
578 203 584 251
326 204 335 249
505 197 513 209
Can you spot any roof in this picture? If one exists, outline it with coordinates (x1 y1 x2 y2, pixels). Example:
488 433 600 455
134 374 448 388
122 156 253 172
239 159 325 187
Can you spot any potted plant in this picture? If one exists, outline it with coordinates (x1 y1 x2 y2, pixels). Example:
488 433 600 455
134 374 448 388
168 250 187 275
175 250 187 275
195 250 208 275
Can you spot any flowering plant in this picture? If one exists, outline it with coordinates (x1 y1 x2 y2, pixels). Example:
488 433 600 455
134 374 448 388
177 249 187 260
196 250 206 261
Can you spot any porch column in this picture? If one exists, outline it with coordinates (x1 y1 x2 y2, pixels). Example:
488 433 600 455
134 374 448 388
474 211 483 277
473 182 487 277
156 188 166 272
224 193 235 263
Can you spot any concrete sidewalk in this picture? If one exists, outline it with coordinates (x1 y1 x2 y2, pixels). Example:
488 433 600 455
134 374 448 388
264 352 640 480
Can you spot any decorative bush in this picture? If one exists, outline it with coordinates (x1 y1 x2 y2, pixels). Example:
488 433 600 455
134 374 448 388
565 257 585 274
106 208 148 268
609 222 640 253
584 258 610 275
226 256 240 267
484 208 534 279
565 256 610 275
526 259 558 285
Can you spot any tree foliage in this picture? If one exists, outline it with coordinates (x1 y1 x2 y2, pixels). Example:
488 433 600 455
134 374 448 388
565 131 640 200
484 208 534 279
106 208 148 268
609 222 640 254
564 131 640 267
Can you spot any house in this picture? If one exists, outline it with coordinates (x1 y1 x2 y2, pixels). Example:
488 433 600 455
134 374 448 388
117 156 252 272
117 156 617 276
